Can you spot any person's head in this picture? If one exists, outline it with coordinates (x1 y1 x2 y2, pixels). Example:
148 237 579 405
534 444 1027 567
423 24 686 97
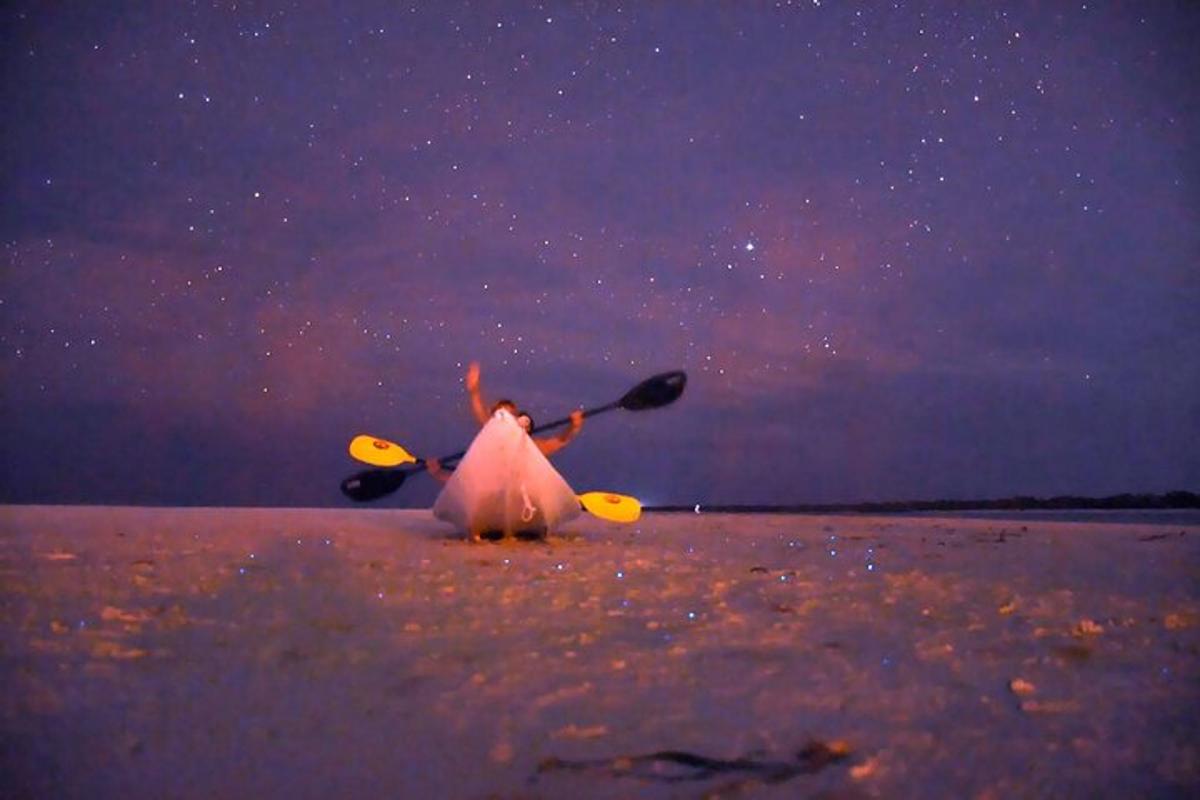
490 399 517 417
516 410 534 433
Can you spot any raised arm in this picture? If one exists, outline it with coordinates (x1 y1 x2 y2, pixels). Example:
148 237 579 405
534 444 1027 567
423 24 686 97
466 362 489 425
535 409 584 457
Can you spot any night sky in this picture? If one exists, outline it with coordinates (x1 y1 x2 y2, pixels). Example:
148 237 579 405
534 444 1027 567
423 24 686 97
2 2 1197 508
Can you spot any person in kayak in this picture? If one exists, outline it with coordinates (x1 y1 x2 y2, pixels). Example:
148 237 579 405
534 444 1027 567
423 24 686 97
468 361 583 456
425 363 584 483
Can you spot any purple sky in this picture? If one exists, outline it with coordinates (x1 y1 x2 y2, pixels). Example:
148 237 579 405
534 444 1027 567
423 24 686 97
2 2 1197 507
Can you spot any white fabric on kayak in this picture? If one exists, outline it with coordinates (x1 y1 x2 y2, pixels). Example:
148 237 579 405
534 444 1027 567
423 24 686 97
432 409 581 536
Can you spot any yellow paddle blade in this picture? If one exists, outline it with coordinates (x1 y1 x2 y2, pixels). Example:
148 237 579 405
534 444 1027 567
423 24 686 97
348 435 417 467
578 491 642 523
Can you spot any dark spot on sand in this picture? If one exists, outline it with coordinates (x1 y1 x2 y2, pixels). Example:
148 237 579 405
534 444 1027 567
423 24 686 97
279 647 307 663
1169 640 1199 656
310 619 354 634
749 566 768 574
1055 643 1093 663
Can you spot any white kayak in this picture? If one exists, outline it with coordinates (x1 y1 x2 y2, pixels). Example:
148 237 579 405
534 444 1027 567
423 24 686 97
432 409 581 539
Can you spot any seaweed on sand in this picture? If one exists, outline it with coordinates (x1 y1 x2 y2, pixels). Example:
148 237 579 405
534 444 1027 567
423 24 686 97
537 739 851 784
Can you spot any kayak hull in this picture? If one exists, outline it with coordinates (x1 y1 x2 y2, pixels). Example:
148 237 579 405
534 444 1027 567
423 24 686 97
432 410 581 538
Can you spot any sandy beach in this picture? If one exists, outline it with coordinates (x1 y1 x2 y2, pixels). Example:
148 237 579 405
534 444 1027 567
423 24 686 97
2 505 1197 798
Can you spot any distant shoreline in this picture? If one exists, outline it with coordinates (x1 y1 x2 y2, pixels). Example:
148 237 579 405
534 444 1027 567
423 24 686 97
645 491 1200 514
1 491 1196 515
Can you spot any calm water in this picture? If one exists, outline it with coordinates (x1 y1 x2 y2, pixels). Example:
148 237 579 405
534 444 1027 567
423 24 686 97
909 509 1200 526
652 508 1200 527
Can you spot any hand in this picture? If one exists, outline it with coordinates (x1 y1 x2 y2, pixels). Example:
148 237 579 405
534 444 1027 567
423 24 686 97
465 362 480 392
569 409 584 431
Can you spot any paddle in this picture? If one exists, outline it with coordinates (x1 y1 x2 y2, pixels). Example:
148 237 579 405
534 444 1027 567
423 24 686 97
578 491 642 523
339 369 687 503
348 435 417 467
345 434 643 522
527 369 688 436
341 466 409 502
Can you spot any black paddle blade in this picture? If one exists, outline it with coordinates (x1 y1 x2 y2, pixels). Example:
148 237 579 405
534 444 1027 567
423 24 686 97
619 370 687 411
340 467 407 502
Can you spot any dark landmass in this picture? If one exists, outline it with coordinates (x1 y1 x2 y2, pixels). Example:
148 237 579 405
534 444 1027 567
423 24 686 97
647 490 1200 514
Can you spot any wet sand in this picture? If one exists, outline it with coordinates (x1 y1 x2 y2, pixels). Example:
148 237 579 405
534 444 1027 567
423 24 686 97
2 505 1197 798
